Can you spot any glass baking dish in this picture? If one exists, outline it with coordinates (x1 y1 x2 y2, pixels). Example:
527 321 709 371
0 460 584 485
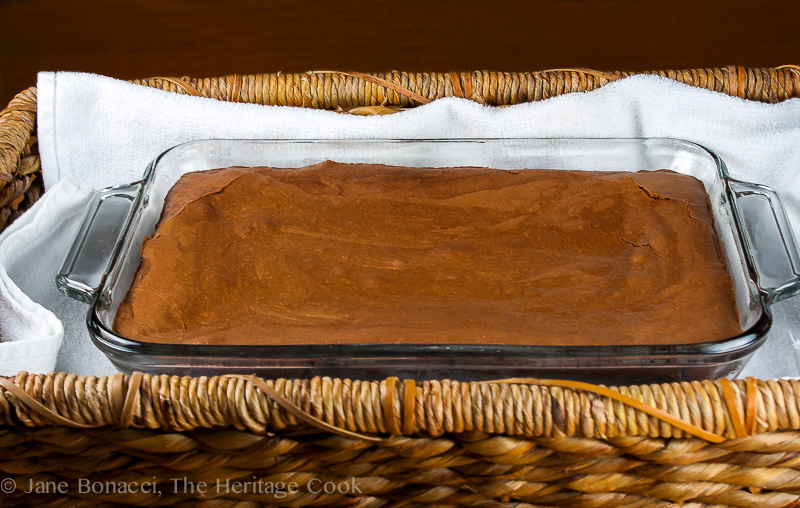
57 139 800 383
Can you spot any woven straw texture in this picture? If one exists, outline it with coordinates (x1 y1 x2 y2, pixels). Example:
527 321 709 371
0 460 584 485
1 67 800 507
2 373 800 507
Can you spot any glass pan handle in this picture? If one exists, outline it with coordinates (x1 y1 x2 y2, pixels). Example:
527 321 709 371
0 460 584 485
56 182 141 303
729 179 800 303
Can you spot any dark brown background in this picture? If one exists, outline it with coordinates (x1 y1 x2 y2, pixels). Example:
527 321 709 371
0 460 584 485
2 0 800 106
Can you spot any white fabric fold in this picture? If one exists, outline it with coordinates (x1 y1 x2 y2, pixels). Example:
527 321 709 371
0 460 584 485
0 71 795 377
0 178 91 374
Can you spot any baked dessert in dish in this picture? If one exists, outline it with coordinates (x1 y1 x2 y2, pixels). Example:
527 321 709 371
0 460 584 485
114 161 740 346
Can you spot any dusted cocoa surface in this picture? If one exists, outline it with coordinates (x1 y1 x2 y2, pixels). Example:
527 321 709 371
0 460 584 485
114 162 741 346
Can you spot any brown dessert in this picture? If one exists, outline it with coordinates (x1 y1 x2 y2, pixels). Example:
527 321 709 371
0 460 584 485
114 161 741 346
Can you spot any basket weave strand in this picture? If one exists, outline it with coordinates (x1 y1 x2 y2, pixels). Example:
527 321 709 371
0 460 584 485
3 373 800 441
2 374 800 507
0 86 41 232
129 67 800 107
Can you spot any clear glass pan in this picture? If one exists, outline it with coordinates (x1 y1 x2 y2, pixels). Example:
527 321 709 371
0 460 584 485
58 138 800 382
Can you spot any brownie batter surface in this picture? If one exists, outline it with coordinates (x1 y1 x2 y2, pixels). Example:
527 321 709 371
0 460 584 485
114 162 741 346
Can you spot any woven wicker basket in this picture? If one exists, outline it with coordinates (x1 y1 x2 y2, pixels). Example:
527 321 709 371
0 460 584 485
1 67 800 508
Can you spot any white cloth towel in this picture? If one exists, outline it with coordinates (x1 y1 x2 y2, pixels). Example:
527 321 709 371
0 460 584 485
0 70 797 377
